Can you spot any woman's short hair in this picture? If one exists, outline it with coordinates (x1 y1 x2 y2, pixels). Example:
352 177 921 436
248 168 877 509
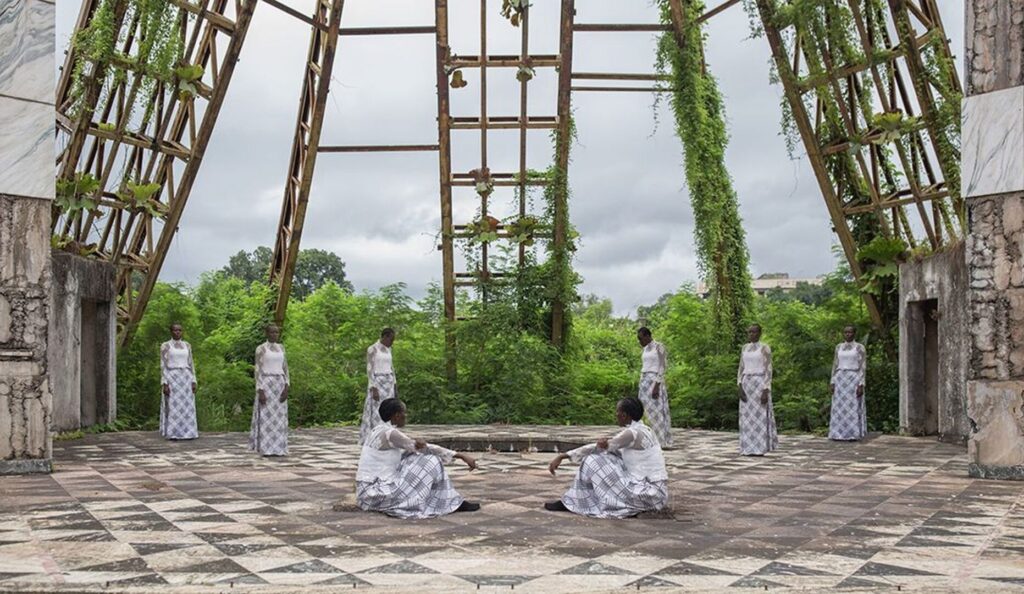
381 327 395 339
617 397 644 422
378 398 405 422
637 327 652 338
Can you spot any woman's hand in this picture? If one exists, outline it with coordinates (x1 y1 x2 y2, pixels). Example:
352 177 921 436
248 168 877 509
414 438 428 450
829 383 835 394
760 389 770 405
191 382 197 394
596 437 610 450
651 383 661 400
370 386 380 401
548 453 568 475
457 452 477 471
162 384 170 398
258 389 267 406
738 385 747 402
857 385 864 398
280 386 289 403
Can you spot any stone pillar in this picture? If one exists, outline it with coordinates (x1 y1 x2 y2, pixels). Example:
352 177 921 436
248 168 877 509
0 0 55 474
962 0 1024 479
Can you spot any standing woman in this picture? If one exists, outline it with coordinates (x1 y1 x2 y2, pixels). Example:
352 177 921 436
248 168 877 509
829 325 867 441
737 324 778 456
637 327 672 449
160 323 199 440
360 328 397 445
250 324 290 456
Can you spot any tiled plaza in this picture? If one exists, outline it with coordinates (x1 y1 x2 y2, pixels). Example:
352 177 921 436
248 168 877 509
0 426 1022 592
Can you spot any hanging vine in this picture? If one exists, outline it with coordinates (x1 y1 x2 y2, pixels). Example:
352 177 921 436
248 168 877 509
453 122 580 342
655 0 754 348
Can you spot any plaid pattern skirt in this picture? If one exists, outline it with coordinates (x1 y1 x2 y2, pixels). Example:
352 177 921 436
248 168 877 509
739 373 778 456
359 373 396 445
829 369 867 441
639 372 673 448
160 368 198 440
356 453 464 519
249 374 288 456
561 452 668 519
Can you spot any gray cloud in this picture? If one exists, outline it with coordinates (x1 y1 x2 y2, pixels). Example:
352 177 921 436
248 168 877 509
56 0 966 315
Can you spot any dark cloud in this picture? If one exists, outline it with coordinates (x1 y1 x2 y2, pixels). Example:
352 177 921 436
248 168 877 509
56 0 965 315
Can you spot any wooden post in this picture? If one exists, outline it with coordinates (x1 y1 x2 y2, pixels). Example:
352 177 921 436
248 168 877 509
434 0 457 384
551 0 575 347
270 0 346 326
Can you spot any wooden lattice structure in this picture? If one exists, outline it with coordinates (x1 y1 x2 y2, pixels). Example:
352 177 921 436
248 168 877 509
55 0 961 352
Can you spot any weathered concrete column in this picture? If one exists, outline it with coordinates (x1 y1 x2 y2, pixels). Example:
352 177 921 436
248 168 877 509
962 0 1024 479
0 0 55 474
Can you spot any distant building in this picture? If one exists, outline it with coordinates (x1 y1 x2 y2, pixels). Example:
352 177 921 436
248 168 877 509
695 273 824 299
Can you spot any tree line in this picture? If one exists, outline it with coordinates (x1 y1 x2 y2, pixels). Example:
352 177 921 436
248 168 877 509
113 247 898 434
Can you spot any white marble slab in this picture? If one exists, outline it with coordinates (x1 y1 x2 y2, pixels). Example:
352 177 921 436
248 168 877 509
962 85 1024 198
0 0 55 104
0 95 53 199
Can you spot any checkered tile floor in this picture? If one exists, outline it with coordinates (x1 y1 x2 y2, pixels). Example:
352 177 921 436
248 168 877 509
0 427 1022 592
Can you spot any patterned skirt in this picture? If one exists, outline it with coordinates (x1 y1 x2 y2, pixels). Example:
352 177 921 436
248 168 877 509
829 369 867 441
356 453 464 519
160 368 198 440
359 372 396 445
249 374 288 456
738 373 778 456
638 372 673 448
561 451 669 519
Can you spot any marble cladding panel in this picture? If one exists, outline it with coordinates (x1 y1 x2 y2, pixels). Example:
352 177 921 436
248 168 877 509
0 95 53 199
0 0 55 104
962 85 1024 199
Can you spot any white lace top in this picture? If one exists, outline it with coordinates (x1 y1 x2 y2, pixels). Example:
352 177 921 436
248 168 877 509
366 341 395 376
255 342 290 387
160 340 195 383
640 340 668 383
737 342 773 384
356 422 455 482
567 421 668 482
832 341 866 385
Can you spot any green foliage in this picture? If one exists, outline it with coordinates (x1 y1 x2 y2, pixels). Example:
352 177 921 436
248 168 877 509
655 0 754 348
70 0 184 126
856 236 906 296
112 249 899 437
55 172 101 214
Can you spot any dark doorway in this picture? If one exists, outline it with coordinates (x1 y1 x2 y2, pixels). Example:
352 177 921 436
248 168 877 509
906 299 940 435
80 299 99 427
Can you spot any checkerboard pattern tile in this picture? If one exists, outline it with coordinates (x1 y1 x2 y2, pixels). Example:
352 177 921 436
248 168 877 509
0 427 1022 592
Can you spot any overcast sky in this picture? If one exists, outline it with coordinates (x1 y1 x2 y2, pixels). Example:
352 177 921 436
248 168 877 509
56 0 965 315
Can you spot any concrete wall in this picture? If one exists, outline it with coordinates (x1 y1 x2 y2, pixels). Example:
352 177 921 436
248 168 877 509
962 0 1024 479
0 0 55 474
898 245 970 444
48 252 117 433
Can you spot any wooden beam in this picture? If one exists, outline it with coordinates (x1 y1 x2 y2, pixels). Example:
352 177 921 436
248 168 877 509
318 144 440 152
260 0 326 31
271 0 345 325
571 72 669 81
339 25 435 35
551 0 574 348
573 23 668 32
434 0 457 383
571 86 668 92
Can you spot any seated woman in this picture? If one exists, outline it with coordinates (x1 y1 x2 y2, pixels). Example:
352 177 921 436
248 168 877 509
545 397 669 518
356 398 480 518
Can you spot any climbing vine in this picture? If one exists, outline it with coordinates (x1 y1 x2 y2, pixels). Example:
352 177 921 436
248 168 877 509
454 122 580 343
69 0 185 128
655 0 754 348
